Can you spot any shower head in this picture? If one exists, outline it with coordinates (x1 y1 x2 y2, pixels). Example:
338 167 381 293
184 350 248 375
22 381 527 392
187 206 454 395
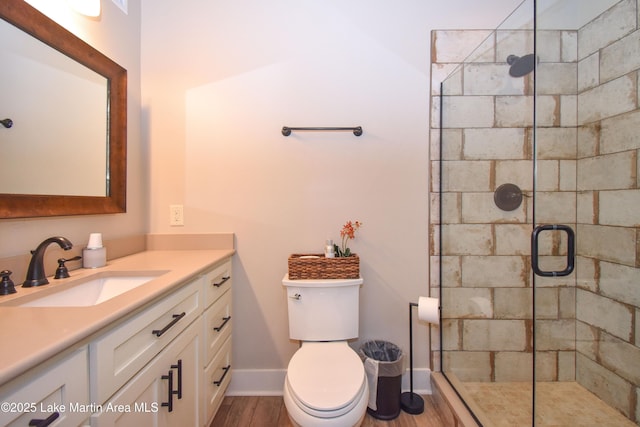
507 54 537 77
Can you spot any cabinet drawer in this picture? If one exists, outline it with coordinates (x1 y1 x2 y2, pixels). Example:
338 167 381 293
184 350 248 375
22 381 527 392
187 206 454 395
203 260 232 308
203 336 231 425
91 278 202 404
0 348 88 427
203 288 232 365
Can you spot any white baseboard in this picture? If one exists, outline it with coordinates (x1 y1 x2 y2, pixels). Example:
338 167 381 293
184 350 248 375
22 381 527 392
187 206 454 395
226 368 433 396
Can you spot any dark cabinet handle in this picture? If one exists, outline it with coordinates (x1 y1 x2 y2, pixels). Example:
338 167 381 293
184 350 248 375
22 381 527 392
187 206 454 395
213 316 231 332
161 370 175 412
171 359 183 399
212 276 230 287
531 224 575 277
29 412 59 426
213 365 231 386
152 312 186 337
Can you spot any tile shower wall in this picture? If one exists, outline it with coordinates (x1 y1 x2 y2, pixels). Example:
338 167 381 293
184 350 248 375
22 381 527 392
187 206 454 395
430 26 544 384
430 0 640 421
574 0 640 420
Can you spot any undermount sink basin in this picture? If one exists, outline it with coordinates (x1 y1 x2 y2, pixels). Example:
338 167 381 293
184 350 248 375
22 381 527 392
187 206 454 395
9 271 168 307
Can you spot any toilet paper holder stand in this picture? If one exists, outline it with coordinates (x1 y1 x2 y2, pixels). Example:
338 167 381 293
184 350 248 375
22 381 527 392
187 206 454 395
401 300 440 415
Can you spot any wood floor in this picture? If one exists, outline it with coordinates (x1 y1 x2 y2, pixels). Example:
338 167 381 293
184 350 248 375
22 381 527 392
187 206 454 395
210 395 451 427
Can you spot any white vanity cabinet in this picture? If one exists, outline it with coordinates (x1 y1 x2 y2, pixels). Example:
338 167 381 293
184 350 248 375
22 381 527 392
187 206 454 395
0 347 89 427
91 319 201 427
201 259 233 426
0 253 234 427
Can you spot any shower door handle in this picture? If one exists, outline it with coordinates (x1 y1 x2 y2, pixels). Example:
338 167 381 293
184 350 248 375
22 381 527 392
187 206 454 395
531 224 575 277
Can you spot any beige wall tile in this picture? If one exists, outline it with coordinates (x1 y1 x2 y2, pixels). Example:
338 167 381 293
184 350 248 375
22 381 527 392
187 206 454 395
601 109 640 154
462 256 527 287
532 191 576 223
442 160 492 191
576 191 596 224
577 224 637 266
536 319 575 351
442 288 493 318
559 287 576 319
443 351 492 381
497 30 534 64
464 128 527 159
557 350 576 381
578 74 636 124
577 123 599 158
561 31 578 63
578 151 636 190
440 96 496 128
536 30 561 62
598 332 640 385
577 353 634 418
578 52 599 92
536 128 577 160
495 224 531 255
559 160 577 191
537 63 577 95
495 352 534 382
442 224 493 255
462 193 526 224
534 351 558 381
535 288 560 319
599 189 640 227
432 30 494 63
578 0 637 60
560 95 578 127
577 288 633 341
494 288 532 318
464 63 525 96
463 319 528 351
495 159 534 192
599 261 640 307
600 28 640 83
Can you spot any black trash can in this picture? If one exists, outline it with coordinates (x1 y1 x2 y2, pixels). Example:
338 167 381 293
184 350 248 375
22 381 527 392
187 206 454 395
359 340 405 420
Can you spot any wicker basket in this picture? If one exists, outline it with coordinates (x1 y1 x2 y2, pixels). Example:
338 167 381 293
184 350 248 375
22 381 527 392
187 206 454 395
288 253 360 280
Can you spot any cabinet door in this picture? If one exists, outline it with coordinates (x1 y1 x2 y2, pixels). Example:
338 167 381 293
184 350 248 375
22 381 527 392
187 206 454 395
92 319 201 427
0 347 89 427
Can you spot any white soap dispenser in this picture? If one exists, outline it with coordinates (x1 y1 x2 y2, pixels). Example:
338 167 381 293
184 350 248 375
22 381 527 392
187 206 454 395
83 233 107 268
324 239 335 258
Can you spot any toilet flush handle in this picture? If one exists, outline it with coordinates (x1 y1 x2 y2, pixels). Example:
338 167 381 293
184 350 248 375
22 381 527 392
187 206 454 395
289 293 301 300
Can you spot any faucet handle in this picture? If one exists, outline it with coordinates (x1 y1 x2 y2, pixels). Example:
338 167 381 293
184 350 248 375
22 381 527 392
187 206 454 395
0 270 16 295
54 256 82 280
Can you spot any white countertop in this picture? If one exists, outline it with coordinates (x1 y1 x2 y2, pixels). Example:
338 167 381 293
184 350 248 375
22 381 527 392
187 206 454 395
0 249 234 386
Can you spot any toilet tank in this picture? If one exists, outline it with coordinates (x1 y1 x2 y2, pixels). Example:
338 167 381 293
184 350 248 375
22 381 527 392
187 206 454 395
282 276 363 341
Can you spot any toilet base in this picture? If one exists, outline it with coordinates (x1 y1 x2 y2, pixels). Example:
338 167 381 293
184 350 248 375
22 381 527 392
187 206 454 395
283 376 368 427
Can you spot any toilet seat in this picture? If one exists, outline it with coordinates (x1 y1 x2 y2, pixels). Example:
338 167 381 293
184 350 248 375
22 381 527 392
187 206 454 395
286 342 366 418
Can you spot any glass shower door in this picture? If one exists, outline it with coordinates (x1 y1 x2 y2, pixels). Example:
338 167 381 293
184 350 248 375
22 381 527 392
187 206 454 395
533 0 639 425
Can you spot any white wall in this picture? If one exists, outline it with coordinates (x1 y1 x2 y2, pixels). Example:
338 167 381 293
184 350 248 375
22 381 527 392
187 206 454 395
141 0 522 393
0 0 145 258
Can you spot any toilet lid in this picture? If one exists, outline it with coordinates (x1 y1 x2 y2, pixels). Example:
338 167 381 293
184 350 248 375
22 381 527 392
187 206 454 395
287 342 365 412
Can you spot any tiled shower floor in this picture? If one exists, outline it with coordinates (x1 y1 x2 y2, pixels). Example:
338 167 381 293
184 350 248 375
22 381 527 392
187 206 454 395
462 381 636 426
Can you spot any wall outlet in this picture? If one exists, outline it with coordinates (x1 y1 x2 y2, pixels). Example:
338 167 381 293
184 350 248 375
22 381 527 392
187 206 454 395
169 204 184 226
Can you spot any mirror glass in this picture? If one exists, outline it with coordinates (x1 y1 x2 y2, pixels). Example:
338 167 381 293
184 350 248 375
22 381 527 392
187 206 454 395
0 19 108 196
0 0 126 218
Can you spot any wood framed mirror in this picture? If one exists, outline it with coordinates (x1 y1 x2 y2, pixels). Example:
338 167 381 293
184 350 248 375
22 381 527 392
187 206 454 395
0 0 126 218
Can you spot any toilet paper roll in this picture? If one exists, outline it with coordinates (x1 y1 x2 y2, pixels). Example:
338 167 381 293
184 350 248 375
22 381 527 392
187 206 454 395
87 233 103 249
417 296 440 325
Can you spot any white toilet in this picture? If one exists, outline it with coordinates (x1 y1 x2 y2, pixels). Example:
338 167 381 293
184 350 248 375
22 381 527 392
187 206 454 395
282 276 369 427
